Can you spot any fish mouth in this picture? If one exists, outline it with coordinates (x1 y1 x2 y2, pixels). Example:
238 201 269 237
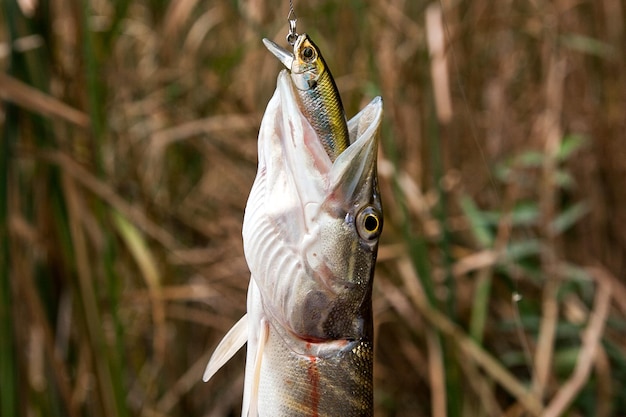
272 69 383 208
262 37 316 77
263 38 294 70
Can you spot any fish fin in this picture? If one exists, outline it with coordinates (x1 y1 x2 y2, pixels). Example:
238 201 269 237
202 314 248 382
243 318 269 417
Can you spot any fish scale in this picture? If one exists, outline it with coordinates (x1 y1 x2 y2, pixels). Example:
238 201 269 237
295 61 350 160
255 316 373 417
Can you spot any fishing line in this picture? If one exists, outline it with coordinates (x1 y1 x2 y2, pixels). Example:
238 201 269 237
286 0 298 45
437 1 534 377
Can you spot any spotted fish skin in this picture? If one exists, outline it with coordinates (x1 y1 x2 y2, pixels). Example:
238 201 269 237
252 290 374 416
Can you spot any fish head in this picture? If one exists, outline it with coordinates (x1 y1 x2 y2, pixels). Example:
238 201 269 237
262 34 327 91
243 70 383 343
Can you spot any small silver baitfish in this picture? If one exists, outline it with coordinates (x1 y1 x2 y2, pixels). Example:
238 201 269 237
203 40 383 417
263 34 350 162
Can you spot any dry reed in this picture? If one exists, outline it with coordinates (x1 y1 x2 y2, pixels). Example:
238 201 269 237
1 0 625 416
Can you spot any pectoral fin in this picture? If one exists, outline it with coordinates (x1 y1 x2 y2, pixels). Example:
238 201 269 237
203 314 249 382
245 318 269 417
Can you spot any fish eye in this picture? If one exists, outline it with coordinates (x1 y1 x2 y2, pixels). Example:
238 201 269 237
302 46 315 61
356 206 382 241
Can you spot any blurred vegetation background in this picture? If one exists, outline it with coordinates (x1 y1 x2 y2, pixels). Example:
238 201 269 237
1 0 625 416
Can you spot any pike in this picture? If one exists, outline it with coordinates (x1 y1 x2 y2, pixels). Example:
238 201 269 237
203 35 383 416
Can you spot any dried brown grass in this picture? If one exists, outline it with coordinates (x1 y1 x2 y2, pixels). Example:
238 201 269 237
1 0 626 416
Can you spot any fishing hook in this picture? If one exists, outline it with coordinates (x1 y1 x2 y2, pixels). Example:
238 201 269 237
286 0 298 45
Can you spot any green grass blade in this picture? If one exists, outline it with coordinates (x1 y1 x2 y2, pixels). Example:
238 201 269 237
0 108 17 417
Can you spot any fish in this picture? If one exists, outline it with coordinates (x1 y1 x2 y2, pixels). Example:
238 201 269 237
262 34 350 162
203 45 383 416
